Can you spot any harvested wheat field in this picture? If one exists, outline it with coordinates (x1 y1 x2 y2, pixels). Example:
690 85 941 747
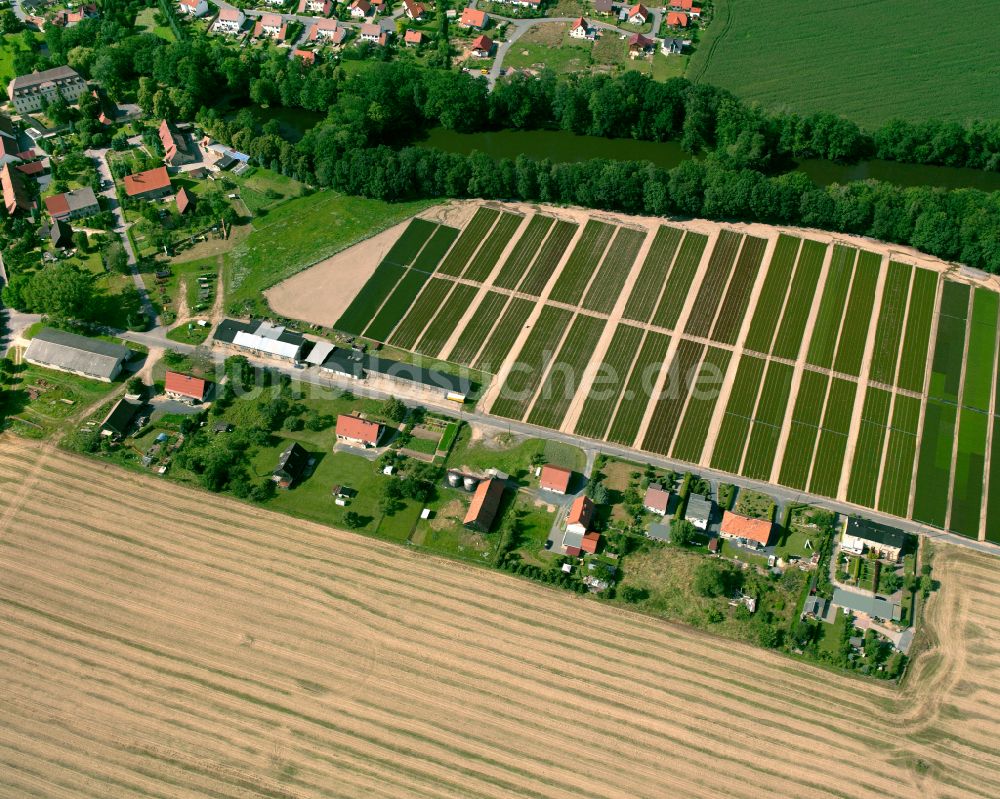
0 436 998 799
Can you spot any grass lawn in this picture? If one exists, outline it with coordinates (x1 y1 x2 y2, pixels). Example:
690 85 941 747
254 444 423 543
686 0 1000 126
503 23 618 76
1 362 120 439
135 8 176 42
150 256 218 323
733 488 776 520
226 190 435 316
447 426 586 485
817 610 850 657
166 323 212 346
773 528 815 560
228 167 305 215
0 33 28 87
721 538 769 568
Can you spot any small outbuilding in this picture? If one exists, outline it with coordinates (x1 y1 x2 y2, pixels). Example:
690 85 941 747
463 477 505 532
539 464 572 495
272 441 310 488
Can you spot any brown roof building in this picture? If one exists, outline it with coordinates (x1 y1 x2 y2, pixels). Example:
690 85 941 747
176 187 193 214
124 166 171 200
335 414 382 447
539 465 572 495
463 478 505 532
158 120 196 167
719 511 774 549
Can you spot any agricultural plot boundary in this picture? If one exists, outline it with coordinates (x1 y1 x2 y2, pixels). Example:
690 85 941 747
329 203 1000 540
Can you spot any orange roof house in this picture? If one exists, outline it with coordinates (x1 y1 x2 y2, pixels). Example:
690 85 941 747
164 370 207 402
404 29 424 45
335 414 382 447
176 186 193 214
459 8 487 28
666 10 688 27
1 163 32 215
539 465 573 495
463 478 505 532
719 511 774 549
566 495 595 534
471 34 494 56
124 166 171 199
580 531 600 555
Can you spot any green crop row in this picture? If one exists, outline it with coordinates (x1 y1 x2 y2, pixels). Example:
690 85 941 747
606 331 671 447
845 386 892 507
527 315 607 429
868 261 913 385
446 291 510 366
671 347 733 465
385 277 452 349
361 269 430 342
960 287 998 412
582 227 647 315
574 324 647 440
808 377 857 498
334 261 406 335
474 297 535 373
622 226 683 323
777 369 830 491
412 225 460 272
642 340 705 456
927 281 970 403
415 283 480 357
683 230 743 339
710 235 769 345
437 207 500 276
709 355 767 474
806 245 856 370
743 234 801 354
832 250 881 377
651 232 709 330
877 394 921 518
740 361 794 481
462 212 524 282
548 220 617 306
771 239 826 360
490 305 574 420
911 399 959 527
895 267 938 393
493 215 554 290
949 408 989 538
382 218 437 267
518 220 579 296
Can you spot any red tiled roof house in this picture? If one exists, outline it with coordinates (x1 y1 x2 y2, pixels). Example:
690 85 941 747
335 414 382 448
719 511 774 550
463 478 505 532
164 370 208 403
539 465 572 495
124 166 172 200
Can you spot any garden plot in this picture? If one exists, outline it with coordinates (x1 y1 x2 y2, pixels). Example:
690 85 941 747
808 377 858 498
710 355 767 474
832 250 881 377
671 347 733 464
445 291 511 365
518 219 580 296
896 267 939 393
606 331 671 446
527 315 607 429
846 387 893 508
777 370 830 491
806 244 857 369
437 206 501 276
462 212 524 282
642 340 706 456
878 394 922 518
474 297 536 373
581 227 647 314
710 235 768 345
771 238 826 360
740 361 794 481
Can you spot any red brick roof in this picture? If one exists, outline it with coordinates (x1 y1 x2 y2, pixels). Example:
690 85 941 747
336 414 381 445
15 160 45 176
567 495 594 528
472 34 493 52
580 531 600 554
460 8 486 27
404 29 423 44
629 3 648 18
176 187 192 213
164 370 207 400
720 511 773 546
539 465 572 493
666 10 688 27
1 163 32 214
44 192 70 217
124 166 170 197
570 17 586 29
463 478 505 530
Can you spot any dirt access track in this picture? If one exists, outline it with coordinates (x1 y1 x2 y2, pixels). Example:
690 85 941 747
0 435 998 799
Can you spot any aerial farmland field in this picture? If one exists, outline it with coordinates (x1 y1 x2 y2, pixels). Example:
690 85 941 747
275 200 1000 540
3 439 1000 797
687 0 1000 126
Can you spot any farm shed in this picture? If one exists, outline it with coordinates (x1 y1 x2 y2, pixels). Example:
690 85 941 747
24 328 129 382
463 478 505 532
214 319 305 362
100 398 141 439
363 354 470 401
272 442 310 488
831 588 901 624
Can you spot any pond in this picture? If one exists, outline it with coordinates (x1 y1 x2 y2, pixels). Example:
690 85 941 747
417 128 1000 192
242 107 327 142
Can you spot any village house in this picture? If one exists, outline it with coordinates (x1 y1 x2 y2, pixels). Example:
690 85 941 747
464 478 506 533
685 493 713 530
671 0 700 16
359 23 389 46
404 29 424 46
213 319 305 362
124 166 172 200
335 414 382 448
177 0 208 16
100 398 141 440
593 0 614 15
459 8 487 29
49 219 74 249
643 483 673 516
666 10 689 28
719 511 774 550
661 37 687 55
213 8 246 35
176 186 193 214
7 66 88 114
310 18 347 43
841 517 907 562
52 3 99 27
294 48 316 64
164 371 208 404
627 33 655 56
569 17 595 39
254 14 288 41
349 0 372 18
272 442 310 489
403 0 426 20
43 186 99 221
158 120 196 167
24 328 129 382
297 0 332 13
562 494 595 555
471 34 494 58
627 3 648 24
539 465 573 495
0 162 32 216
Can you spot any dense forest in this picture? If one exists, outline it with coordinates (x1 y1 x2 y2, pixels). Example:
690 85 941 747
10 1 1000 271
